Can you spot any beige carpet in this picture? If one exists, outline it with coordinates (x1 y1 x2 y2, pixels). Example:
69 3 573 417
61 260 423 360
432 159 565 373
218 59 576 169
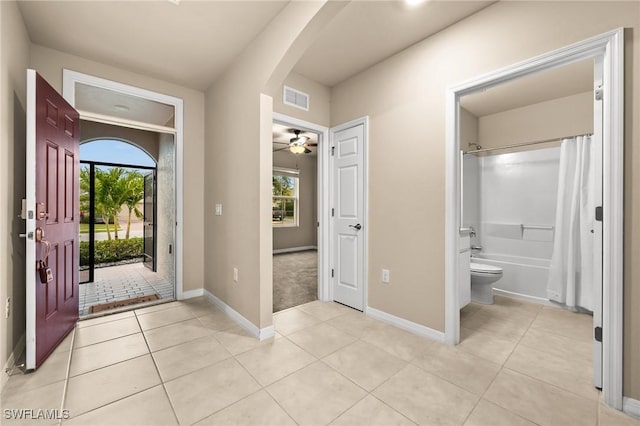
273 250 318 312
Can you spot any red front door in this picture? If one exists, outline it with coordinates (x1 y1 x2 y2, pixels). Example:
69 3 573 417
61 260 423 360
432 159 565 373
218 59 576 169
26 70 79 369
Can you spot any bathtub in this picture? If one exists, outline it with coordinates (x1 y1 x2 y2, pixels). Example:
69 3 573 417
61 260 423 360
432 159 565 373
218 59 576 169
472 253 551 305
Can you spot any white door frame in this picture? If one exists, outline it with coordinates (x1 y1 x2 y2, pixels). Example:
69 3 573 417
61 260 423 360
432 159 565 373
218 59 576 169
271 114 369 309
330 117 369 310
61 69 185 300
272 113 330 302
444 28 624 408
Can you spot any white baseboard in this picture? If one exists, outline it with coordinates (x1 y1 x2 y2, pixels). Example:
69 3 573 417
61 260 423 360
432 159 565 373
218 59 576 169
203 289 274 341
623 397 640 419
492 288 553 306
1 333 25 394
181 288 204 300
366 307 445 343
273 246 317 254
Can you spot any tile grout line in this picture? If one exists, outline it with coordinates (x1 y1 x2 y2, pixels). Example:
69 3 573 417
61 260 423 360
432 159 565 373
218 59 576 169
58 327 76 425
452 302 538 424
133 309 181 426
467 302 595 425
285 308 418 425
470 303 541 423
221 306 359 425
196 328 300 425
501 364 601 404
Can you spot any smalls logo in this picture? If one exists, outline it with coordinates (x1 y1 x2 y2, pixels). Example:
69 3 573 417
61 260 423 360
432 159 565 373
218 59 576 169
4 409 70 420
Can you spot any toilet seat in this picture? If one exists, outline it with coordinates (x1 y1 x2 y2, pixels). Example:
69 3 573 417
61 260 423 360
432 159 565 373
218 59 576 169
470 262 502 274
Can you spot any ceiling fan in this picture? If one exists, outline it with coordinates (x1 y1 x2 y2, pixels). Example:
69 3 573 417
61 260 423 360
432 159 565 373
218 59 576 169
273 129 317 154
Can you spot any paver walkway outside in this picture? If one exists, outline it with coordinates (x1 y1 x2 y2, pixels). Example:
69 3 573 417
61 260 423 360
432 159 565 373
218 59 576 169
79 262 174 316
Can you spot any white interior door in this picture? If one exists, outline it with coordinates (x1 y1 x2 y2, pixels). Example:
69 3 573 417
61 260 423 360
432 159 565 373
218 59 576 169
592 57 604 389
331 122 365 310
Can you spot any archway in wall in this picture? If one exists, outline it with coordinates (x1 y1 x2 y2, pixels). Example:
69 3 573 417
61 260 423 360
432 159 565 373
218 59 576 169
79 135 176 316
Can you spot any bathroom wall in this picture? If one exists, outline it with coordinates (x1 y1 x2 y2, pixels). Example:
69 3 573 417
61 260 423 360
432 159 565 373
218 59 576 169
478 91 593 151
478 147 561 260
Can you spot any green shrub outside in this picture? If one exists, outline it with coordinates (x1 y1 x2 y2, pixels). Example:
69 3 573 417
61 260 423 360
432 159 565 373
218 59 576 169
80 237 143 266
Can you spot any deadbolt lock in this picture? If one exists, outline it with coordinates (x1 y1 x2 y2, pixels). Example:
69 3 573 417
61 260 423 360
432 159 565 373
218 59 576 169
36 202 49 220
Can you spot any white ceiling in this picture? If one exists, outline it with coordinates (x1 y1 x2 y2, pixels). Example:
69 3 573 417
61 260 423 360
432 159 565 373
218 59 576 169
273 123 318 157
17 1 590 128
17 1 494 91
76 83 175 127
293 1 494 87
460 59 594 117
18 1 288 90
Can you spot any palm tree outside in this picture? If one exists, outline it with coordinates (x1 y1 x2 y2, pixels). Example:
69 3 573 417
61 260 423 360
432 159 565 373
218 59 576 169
80 167 145 240
121 170 145 239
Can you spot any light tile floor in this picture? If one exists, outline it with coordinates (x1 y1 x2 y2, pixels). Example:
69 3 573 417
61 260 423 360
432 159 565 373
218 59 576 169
2 296 639 425
79 263 174 316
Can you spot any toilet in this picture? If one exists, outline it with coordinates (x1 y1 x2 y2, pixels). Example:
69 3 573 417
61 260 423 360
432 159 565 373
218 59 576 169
470 262 503 304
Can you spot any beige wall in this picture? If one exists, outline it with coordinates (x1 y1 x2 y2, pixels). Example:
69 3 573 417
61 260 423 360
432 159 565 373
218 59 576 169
204 1 346 329
0 0 30 390
268 71 331 127
273 151 317 251
79 120 160 161
478 91 593 150
29 44 206 294
330 1 640 399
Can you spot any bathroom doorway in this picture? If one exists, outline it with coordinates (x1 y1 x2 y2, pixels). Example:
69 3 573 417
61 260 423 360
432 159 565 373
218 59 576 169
445 30 624 407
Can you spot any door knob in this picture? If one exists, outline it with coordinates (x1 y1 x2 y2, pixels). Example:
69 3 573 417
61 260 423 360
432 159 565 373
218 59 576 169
349 224 362 230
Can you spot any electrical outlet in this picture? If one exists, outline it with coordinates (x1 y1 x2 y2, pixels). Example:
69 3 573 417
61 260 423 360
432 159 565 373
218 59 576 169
215 203 223 216
382 269 390 283
5 297 10 318
233 267 238 283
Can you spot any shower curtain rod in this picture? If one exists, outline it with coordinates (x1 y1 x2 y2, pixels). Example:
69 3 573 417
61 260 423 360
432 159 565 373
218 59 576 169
463 133 593 154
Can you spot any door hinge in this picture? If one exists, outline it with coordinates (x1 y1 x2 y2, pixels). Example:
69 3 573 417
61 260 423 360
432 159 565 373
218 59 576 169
331 146 335 156
595 326 602 342
169 244 172 254
331 268 334 278
317 221 320 228
595 206 603 222
595 85 603 101
331 208 334 217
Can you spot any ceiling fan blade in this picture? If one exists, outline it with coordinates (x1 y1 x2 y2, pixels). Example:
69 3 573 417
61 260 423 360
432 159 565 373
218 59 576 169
273 146 290 152
273 141 289 145
304 147 312 154
305 142 318 147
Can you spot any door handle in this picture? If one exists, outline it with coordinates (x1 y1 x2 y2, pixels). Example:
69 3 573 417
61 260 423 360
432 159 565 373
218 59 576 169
349 224 362 230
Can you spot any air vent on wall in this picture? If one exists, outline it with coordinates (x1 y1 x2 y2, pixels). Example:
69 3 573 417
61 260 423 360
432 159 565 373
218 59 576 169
283 85 309 111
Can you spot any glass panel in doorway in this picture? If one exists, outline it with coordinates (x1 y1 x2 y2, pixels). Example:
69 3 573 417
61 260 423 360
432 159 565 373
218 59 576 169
78 158 174 316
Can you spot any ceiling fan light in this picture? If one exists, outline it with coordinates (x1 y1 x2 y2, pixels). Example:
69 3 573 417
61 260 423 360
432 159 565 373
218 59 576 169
289 145 306 154
290 135 309 145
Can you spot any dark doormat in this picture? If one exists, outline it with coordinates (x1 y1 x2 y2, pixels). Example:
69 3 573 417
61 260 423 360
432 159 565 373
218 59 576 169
89 294 160 314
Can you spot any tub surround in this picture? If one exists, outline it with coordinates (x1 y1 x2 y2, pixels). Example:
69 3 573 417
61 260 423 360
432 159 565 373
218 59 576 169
462 147 561 302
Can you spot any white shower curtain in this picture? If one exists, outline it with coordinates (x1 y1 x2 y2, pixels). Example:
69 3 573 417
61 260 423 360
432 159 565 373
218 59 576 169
547 135 594 311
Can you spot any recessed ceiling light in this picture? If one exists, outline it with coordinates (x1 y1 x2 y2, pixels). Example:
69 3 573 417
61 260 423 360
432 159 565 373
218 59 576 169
113 104 130 112
168 0 180 5
404 0 427 7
